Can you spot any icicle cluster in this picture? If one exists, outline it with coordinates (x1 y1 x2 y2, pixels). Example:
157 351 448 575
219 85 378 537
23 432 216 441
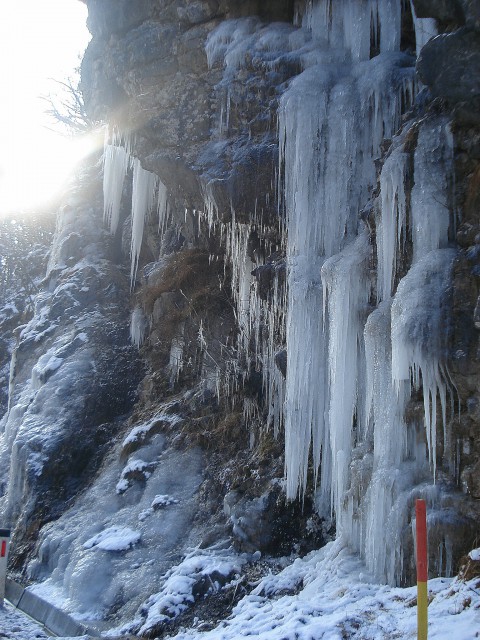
130 306 148 349
103 129 131 235
206 0 454 584
102 133 170 286
282 1 455 585
280 2 415 503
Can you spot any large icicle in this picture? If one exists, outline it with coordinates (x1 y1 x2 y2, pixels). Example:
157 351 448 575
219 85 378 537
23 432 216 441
410 0 437 58
304 0 402 62
321 231 371 521
103 131 131 234
391 248 456 477
280 7 414 500
130 158 158 285
376 128 411 302
411 119 453 263
360 301 410 582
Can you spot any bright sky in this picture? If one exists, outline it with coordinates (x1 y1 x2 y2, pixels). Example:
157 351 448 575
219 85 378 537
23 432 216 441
0 0 93 215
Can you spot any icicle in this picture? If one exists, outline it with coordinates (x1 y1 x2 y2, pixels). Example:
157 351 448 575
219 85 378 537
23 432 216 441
130 306 148 349
321 230 371 522
280 12 414 501
157 180 169 237
169 322 186 385
6 341 18 416
130 158 158 285
391 249 456 477
376 128 410 302
103 129 131 234
303 0 402 62
410 0 437 58
411 119 453 264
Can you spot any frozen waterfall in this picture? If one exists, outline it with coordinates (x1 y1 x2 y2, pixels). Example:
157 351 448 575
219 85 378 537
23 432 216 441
98 0 457 586
200 0 455 584
279 0 455 584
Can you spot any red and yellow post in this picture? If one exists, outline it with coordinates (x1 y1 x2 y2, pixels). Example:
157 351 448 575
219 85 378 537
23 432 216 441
415 499 428 640
0 528 10 606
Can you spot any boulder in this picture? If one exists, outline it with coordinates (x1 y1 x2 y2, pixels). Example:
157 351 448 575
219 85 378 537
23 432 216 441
417 28 480 103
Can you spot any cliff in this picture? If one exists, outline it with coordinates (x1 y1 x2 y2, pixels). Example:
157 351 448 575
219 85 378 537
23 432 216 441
0 0 479 636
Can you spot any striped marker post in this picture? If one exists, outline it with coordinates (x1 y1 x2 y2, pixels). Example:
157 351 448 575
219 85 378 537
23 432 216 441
415 500 428 640
0 529 10 606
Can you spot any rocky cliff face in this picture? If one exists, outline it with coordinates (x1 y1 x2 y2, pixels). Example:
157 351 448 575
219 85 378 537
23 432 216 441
1 0 480 636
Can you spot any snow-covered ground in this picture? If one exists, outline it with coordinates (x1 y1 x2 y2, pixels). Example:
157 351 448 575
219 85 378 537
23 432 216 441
2 542 479 639
162 541 480 640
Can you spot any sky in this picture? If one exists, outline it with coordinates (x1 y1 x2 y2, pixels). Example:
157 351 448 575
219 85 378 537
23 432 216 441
0 0 92 215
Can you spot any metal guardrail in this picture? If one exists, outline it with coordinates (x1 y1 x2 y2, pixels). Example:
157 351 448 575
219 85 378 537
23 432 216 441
5 578 100 637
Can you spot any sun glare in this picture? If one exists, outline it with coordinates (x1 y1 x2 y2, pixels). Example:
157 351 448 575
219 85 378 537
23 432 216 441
0 0 92 216
0 131 100 215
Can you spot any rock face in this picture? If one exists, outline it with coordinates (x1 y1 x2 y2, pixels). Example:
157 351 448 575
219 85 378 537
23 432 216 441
1 0 480 634
417 28 480 103
0 166 143 568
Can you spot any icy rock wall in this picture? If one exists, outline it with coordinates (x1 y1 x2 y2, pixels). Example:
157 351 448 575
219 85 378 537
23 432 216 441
75 0 480 594
201 0 473 584
0 166 142 565
275 1 473 585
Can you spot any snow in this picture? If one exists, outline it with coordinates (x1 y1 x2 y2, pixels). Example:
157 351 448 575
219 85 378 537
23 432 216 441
469 549 480 561
164 542 480 640
3 547 480 640
116 458 154 494
122 411 183 448
152 494 179 508
83 526 141 552
108 549 245 637
0 600 92 639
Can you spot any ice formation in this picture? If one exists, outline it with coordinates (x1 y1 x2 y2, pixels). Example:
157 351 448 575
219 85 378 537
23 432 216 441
11 6 457 624
204 0 457 585
410 0 437 57
321 231 371 520
377 127 410 302
103 130 131 234
391 249 456 476
130 306 148 348
103 135 169 286
280 2 415 502
411 119 453 263
130 158 158 284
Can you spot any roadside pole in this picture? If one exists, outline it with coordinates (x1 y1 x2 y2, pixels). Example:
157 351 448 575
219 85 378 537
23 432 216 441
0 529 10 606
415 499 428 640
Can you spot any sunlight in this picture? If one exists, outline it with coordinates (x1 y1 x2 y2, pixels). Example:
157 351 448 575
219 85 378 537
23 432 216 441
0 0 91 216
0 130 100 214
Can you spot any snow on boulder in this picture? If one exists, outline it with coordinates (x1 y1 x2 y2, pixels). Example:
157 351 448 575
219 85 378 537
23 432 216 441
83 526 141 552
121 412 181 457
469 548 480 561
152 494 179 509
31 354 63 390
138 495 179 521
116 458 155 494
